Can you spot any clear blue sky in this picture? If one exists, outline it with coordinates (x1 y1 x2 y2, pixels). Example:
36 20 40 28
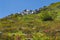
0 0 60 18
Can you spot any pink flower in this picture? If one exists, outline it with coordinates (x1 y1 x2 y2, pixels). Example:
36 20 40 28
44 29 49 33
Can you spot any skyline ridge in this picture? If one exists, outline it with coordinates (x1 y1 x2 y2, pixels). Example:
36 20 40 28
0 0 60 18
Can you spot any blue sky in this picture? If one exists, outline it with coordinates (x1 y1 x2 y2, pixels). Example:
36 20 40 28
0 0 60 18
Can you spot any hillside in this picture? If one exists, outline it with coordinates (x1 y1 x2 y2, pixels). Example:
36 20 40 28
0 2 60 40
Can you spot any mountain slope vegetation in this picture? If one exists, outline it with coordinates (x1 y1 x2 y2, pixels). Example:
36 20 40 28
0 2 60 40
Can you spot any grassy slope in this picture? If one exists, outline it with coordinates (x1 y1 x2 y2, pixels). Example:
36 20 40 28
0 2 60 40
